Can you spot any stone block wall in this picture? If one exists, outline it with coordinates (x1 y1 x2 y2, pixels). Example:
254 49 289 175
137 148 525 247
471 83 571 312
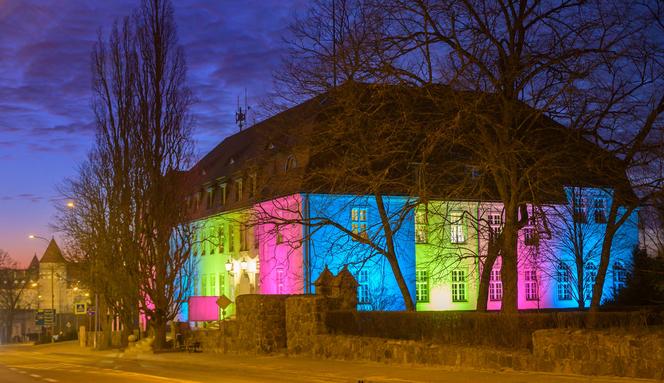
285 295 339 354
533 328 664 379
236 294 291 353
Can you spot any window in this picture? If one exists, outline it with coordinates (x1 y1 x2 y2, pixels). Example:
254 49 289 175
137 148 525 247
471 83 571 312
488 213 502 228
210 230 217 254
557 263 572 301
415 269 429 302
210 273 216 295
415 210 428 244
351 207 368 240
194 192 201 211
194 275 199 295
247 174 256 199
573 196 587 223
525 269 538 301
285 155 297 171
613 261 627 293
201 274 207 296
276 225 283 244
254 229 260 249
450 212 465 244
523 228 538 246
594 198 607 223
276 268 285 294
218 226 225 253
240 224 248 251
451 269 467 302
489 268 502 301
206 187 214 209
357 270 369 303
228 225 235 252
219 273 225 296
234 179 243 202
584 262 597 300
219 183 227 205
201 235 207 256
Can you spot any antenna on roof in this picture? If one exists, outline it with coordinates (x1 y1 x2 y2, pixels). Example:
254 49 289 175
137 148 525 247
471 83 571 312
235 88 252 131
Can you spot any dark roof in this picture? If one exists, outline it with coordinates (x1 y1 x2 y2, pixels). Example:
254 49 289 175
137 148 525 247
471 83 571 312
40 239 66 264
186 83 635 218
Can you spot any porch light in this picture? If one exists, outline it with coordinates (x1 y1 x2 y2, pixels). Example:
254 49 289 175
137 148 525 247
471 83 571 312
240 260 248 270
225 261 233 272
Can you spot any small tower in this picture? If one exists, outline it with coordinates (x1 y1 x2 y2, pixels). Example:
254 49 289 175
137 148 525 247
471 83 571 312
38 239 68 313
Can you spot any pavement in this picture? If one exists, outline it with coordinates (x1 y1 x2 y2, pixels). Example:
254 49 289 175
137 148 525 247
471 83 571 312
0 341 658 382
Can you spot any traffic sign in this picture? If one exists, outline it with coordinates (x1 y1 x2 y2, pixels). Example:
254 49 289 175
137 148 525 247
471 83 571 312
216 295 232 310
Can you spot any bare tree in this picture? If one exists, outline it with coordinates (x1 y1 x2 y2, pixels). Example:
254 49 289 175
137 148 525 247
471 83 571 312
0 250 33 344
58 0 195 350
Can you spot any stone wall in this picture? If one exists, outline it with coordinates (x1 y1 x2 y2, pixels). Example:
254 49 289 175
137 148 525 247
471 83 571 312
188 294 664 380
235 294 291 353
533 328 664 379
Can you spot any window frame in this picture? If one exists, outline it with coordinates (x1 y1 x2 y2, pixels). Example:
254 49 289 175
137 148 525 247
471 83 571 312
415 269 429 303
451 269 467 302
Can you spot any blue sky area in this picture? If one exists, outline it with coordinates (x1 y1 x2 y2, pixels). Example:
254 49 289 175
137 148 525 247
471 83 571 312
0 0 305 265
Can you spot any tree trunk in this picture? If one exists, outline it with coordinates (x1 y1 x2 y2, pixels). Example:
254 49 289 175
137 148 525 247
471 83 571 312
575 257 585 309
476 235 500 312
152 319 167 351
500 225 519 313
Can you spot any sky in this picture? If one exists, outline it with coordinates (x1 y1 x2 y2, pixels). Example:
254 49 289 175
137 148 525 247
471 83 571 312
0 0 305 266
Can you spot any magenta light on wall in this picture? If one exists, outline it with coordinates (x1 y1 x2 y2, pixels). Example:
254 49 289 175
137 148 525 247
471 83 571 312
188 296 220 321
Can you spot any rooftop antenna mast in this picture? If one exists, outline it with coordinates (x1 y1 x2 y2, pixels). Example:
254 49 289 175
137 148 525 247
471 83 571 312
235 88 251 131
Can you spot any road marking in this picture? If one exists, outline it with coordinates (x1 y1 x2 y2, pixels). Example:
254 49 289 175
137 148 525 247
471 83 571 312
30 373 42 378
8 367 17 371
18 370 27 374
44 379 58 382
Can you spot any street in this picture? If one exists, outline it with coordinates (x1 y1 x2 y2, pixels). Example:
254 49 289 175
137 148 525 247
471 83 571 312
0 342 658 383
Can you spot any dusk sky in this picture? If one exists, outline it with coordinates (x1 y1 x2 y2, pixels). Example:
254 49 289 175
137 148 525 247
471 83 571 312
0 0 305 266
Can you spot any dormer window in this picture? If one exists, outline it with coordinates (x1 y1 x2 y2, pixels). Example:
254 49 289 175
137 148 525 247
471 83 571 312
229 157 235 165
234 179 243 202
218 183 227 205
247 173 256 199
267 142 275 150
285 155 297 171
206 187 215 209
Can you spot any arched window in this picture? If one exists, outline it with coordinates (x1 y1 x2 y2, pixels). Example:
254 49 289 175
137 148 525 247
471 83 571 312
584 262 597 300
285 155 297 171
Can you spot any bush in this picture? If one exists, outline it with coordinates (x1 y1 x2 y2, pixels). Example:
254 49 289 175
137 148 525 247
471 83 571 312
325 308 664 350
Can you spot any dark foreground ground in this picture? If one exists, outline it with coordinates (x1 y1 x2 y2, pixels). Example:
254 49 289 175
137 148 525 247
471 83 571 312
0 341 656 383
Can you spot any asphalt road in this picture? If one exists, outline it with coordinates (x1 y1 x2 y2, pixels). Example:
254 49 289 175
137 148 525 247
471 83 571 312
0 342 657 383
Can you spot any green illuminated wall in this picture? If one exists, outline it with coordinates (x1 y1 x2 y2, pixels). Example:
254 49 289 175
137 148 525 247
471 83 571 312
415 201 480 311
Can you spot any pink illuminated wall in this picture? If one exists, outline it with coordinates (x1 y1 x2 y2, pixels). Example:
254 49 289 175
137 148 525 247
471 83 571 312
188 296 220 321
255 194 304 295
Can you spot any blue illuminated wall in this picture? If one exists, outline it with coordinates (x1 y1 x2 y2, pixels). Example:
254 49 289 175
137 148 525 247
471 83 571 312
303 193 416 311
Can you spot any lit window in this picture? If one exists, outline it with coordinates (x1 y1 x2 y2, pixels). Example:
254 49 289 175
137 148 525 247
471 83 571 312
351 207 368 240
557 263 572 301
450 212 465 244
523 228 538 246
218 226 225 253
218 273 225 295
276 268 285 294
573 196 587 223
451 269 467 302
584 262 597 300
525 269 538 301
415 210 428 244
228 225 235 252
210 273 216 295
201 274 207 296
357 270 369 303
613 261 627 293
488 213 502 229
416 269 429 302
489 268 502 301
594 199 607 224
240 224 248 251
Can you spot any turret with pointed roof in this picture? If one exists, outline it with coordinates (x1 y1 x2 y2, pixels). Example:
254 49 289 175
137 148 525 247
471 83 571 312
39 239 66 264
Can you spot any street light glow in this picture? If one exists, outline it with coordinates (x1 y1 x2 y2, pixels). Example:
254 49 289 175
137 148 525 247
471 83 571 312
67 201 75 208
